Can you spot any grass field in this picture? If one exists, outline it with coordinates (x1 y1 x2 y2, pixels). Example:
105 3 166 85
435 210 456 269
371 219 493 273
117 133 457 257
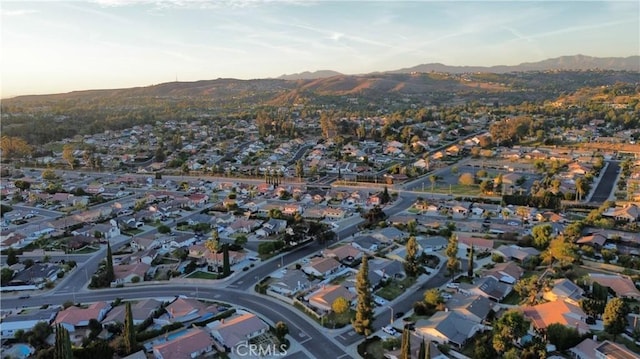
376 277 416 301
186 271 219 279
428 184 482 196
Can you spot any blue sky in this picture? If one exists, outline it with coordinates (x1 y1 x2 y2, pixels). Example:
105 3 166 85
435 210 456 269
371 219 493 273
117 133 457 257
1 0 638 97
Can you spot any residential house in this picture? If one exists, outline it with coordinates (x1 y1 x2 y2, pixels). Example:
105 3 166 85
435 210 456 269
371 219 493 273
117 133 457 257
602 204 640 223
113 262 150 285
282 203 303 216
324 207 347 220
302 257 341 277
445 293 494 323
569 338 599 359
186 193 209 207
268 269 315 296
323 244 363 262
543 278 585 305
102 299 161 325
0 307 58 339
481 261 523 285
457 234 493 252
162 233 197 249
93 220 121 240
372 227 405 243
130 235 161 252
493 244 540 263
54 302 112 333
307 285 356 312
351 236 382 253
256 218 287 237
594 340 638 359
536 211 566 223
11 263 62 287
152 327 215 359
521 300 590 335
416 236 448 252
415 311 483 348
161 297 218 324
589 273 640 299
208 312 269 350
369 258 405 281
459 277 512 302
576 233 607 250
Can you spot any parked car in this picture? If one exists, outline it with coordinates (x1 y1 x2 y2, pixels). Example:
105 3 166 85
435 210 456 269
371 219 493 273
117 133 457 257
394 311 405 319
446 282 459 289
382 326 398 336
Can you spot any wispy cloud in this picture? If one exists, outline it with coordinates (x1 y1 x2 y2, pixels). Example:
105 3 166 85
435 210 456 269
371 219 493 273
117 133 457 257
1 9 38 16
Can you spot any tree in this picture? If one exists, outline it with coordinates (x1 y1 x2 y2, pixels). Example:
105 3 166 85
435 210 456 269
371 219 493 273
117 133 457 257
423 289 442 307
1 267 14 285
458 172 475 186
429 175 436 191
222 243 231 277
62 144 76 169
418 339 426 359
532 224 553 250
467 244 474 278
445 234 459 277
352 256 374 337
541 234 577 267
6 247 18 265
274 321 288 344
381 186 391 204
332 296 349 315
399 327 411 359
157 224 171 234
479 179 492 194
603 297 629 341
295 159 304 179
54 324 73 359
492 310 529 354
105 241 114 283
546 323 581 351
123 302 137 355
404 236 420 277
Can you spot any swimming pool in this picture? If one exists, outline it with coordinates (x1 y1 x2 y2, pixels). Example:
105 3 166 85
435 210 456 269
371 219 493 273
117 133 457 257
5 344 35 359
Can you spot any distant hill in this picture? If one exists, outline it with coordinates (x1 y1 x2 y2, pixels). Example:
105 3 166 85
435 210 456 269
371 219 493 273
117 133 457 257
387 55 640 74
277 70 343 80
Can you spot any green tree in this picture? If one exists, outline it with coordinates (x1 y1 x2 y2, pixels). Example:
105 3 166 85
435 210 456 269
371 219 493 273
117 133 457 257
105 242 114 283
541 234 577 266
157 224 171 234
123 302 137 355
274 321 288 344
492 310 529 354
6 247 19 265
1 267 14 284
352 256 374 337
332 296 349 315
445 234 459 277
546 323 581 351
603 297 629 341
54 324 73 359
399 327 411 359
404 236 420 277
418 339 426 359
532 224 553 250
222 243 231 277
467 244 474 278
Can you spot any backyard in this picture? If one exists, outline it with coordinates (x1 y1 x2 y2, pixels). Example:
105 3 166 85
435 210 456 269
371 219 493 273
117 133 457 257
376 276 416 301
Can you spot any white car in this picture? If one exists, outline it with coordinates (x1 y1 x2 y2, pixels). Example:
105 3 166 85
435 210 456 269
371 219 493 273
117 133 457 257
441 292 453 300
446 283 459 289
508 221 519 226
374 297 387 306
382 326 398 336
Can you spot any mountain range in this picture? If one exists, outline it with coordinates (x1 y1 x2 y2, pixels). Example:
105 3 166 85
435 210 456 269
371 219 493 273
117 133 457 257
277 54 639 79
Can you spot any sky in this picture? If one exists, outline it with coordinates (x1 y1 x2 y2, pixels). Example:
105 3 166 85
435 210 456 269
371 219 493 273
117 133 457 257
1 0 639 98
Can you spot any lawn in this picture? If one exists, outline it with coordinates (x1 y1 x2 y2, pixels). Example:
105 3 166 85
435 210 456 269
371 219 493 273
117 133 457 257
72 246 99 254
376 277 416 301
323 309 355 329
429 184 482 196
361 338 386 359
186 271 220 280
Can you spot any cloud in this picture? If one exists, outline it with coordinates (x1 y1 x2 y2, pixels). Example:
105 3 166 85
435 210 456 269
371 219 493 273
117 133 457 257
1 9 38 16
